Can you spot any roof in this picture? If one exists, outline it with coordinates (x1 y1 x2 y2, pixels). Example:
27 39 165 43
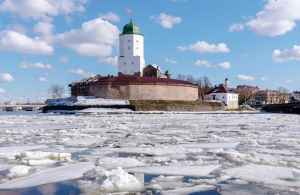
209 85 228 94
70 75 198 88
121 20 143 35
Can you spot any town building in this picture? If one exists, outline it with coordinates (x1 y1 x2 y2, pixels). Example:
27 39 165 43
290 91 300 102
252 90 289 106
69 20 199 101
205 79 239 110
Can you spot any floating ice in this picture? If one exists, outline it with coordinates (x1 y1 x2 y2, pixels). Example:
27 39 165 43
8 165 32 178
18 151 71 161
96 157 145 169
161 184 215 195
224 164 300 187
83 167 144 193
0 164 10 172
0 162 94 189
0 145 48 160
99 167 144 193
127 165 220 177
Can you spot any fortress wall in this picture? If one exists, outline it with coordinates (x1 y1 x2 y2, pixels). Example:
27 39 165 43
85 83 198 101
127 84 198 101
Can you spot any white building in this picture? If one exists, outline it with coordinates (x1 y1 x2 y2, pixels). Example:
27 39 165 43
118 20 146 76
206 81 239 110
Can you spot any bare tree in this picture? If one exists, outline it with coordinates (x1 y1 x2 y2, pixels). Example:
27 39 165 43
277 87 289 103
49 85 65 99
198 76 213 101
236 86 258 105
176 74 213 100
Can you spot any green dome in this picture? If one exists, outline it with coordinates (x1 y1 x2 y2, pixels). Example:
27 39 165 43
121 20 143 35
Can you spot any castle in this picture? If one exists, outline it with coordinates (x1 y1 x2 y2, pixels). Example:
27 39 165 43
69 20 199 101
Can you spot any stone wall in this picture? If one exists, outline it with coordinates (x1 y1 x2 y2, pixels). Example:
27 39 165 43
75 83 199 101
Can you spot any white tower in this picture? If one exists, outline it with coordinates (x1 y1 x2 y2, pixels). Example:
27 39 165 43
118 20 145 76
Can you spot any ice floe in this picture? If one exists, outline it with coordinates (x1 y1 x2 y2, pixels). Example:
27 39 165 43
0 162 94 189
127 165 220 177
224 164 300 187
8 165 32 178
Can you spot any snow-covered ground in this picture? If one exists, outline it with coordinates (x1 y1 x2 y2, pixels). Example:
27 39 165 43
0 111 299 194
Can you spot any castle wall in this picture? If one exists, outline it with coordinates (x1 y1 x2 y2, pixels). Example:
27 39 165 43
72 83 198 101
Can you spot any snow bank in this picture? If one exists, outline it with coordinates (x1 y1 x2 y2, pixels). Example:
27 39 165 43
46 96 129 106
0 162 94 189
224 164 300 187
74 97 129 106
77 108 133 114
127 165 220 177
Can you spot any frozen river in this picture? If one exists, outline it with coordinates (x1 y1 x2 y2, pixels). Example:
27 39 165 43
0 111 299 195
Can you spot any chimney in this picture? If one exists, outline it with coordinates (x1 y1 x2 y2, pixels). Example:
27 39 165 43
225 78 229 89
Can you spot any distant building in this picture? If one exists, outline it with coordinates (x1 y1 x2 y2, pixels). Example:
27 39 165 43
236 85 260 93
69 20 199 101
253 90 289 106
290 91 300 103
205 79 239 110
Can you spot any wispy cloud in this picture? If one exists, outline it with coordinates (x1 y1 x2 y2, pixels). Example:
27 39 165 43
178 41 230 54
151 13 182 29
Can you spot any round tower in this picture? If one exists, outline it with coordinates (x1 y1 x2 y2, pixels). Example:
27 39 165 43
118 20 145 76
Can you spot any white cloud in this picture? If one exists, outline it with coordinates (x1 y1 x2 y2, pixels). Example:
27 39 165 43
246 0 300 37
100 12 120 23
0 30 53 55
0 0 87 20
70 68 94 78
218 62 231 69
178 41 230 54
229 23 245 32
39 77 48 82
20 62 52 69
33 21 54 43
165 58 177 64
56 17 119 59
194 60 231 69
237 74 255 81
99 56 118 66
272 45 300 62
0 73 14 83
151 13 182 29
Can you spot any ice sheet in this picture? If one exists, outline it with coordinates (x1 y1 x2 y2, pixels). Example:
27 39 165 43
0 162 94 189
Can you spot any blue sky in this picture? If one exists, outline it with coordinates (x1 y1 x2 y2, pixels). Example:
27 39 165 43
0 0 300 101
